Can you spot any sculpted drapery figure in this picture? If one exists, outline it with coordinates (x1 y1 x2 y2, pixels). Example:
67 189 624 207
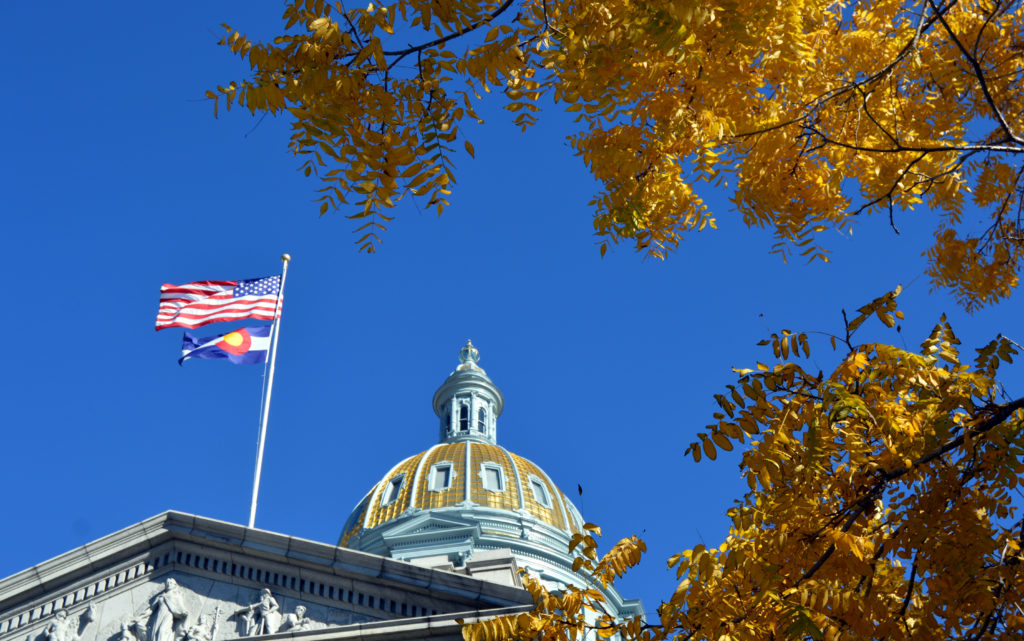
43 611 78 641
280 606 312 632
43 610 76 641
149 579 189 641
236 589 280 637
182 613 216 641
119 622 139 641
43 607 94 641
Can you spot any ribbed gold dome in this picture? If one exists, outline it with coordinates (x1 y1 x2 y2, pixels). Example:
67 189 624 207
340 442 582 546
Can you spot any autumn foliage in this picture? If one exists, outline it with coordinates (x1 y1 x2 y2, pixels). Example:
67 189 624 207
212 0 1024 309
210 2 1024 638
463 290 1024 640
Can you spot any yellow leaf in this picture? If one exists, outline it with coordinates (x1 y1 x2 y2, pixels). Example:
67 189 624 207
711 431 733 451
701 435 717 461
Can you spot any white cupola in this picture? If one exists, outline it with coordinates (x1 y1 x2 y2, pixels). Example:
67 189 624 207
431 340 504 444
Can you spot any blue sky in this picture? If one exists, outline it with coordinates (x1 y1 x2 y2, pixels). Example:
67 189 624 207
2 1 1022 615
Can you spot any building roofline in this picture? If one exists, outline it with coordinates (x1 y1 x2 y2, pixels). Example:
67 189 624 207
0 511 532 617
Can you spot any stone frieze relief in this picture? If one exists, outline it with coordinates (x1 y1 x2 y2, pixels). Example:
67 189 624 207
16 579 355 641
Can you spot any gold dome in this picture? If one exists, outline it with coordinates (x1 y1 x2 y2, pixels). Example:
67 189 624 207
340 441 583 546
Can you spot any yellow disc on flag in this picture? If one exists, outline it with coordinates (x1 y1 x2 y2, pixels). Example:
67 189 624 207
224 332 244 347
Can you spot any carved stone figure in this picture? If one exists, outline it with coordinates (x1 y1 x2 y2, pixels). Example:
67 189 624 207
147 579 190 641
43 611 76 641
182 613 216 641
280 606 313 632
119 621 139 641
44 607 94 641
118 613 148 641
235 589 280 636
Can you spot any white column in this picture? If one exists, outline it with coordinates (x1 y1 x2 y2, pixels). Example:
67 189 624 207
470 393 478 433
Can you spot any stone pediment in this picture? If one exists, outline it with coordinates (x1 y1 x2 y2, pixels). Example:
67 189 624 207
379 514 481 548
0 513 532 641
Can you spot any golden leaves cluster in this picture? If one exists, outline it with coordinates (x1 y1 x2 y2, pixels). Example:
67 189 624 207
674 289 1024 640
461 523 646 641
463 289 1024 641
211 0 528 251
214 0 1023 306
547 0 1024 307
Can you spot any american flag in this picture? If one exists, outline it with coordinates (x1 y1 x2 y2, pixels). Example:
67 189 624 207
156 276 282 331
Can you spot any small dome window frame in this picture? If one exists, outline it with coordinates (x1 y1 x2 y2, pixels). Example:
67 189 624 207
428 462 456 492
480 462 505 493
380 473 406 506
528 475 553 508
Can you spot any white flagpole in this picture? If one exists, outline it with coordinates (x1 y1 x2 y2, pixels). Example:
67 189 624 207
248 253 291 528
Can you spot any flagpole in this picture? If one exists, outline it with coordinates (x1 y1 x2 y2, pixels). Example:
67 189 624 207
248 253 291 528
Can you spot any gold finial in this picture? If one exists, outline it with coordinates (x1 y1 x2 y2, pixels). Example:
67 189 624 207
281 253 292 262
458 339 480 366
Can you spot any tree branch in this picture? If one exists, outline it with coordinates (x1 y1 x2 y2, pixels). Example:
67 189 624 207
883 396 1024 482
734 0 960 140
794 396 1024 587
382 0 517 66
897 553 919 628
926 0 1023 145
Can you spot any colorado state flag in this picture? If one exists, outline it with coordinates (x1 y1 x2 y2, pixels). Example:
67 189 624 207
179 326 271 365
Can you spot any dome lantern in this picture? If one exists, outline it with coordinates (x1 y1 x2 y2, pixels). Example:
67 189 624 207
432 340 504 444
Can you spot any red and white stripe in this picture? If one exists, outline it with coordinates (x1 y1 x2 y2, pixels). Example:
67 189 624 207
156 280 280 330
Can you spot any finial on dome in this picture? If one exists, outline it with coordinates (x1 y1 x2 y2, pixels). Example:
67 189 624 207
458 339 480 367
434 340 503 444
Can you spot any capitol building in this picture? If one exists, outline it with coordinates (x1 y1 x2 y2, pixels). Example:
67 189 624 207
0 343 641 641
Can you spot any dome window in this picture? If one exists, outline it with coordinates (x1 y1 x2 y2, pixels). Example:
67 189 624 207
481 463 505 492
381 474 405 506
429 463 454 491
458 404 469 431
477 408 487 432
529 476 552 508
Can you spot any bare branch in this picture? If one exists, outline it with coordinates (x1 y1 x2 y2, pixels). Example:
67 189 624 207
898 553 919 625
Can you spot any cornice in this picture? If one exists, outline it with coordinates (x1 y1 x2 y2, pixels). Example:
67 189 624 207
0 511 532 639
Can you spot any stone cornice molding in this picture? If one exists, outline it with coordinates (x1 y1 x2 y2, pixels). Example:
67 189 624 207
0 512 533 641
249 605 532 641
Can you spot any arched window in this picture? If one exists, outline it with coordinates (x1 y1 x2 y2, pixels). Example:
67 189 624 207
477 407 487 432
458 404 469 431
